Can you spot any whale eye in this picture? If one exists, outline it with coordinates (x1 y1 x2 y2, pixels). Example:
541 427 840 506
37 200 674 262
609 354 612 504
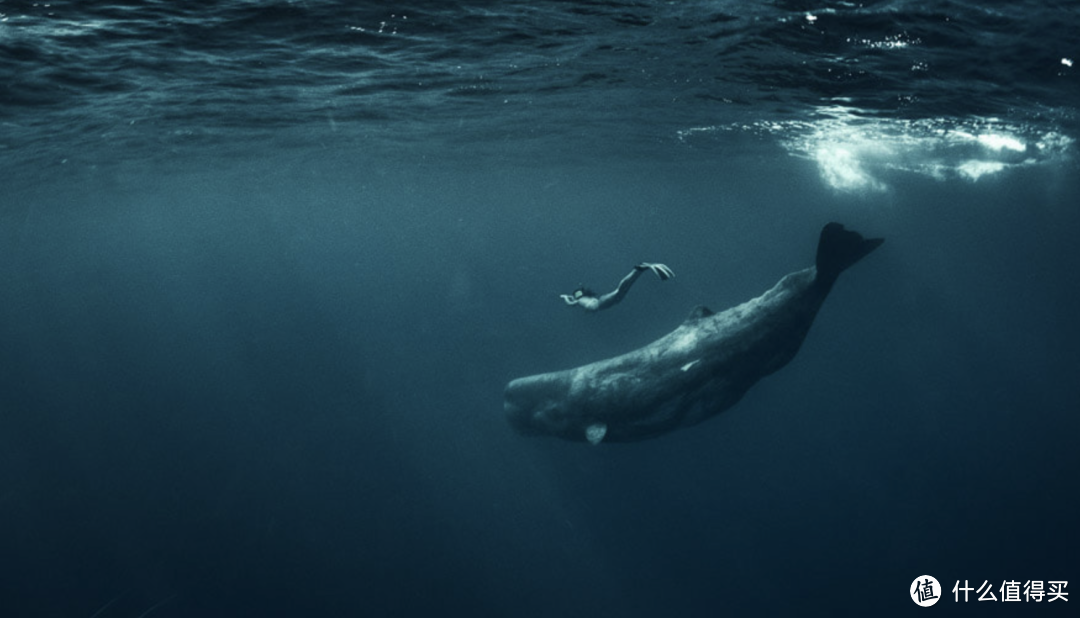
585 423 607 445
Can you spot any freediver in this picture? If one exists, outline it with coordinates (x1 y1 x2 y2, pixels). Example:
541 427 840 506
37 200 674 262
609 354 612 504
560 263 675 312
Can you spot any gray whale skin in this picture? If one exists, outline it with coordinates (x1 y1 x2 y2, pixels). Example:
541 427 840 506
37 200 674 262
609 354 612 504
504 223 884 444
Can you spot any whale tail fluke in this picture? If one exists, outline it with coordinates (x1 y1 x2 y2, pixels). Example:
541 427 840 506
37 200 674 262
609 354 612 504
815 222 884 286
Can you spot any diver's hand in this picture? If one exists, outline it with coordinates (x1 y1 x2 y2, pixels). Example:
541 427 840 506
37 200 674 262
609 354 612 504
560 294 577 305
636 263 675 281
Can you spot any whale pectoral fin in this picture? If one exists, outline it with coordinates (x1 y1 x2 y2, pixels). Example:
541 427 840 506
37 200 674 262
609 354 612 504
585 423 607 445
684 305 714 323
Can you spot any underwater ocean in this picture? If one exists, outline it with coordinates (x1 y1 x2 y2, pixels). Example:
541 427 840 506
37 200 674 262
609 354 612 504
2 1 1078 616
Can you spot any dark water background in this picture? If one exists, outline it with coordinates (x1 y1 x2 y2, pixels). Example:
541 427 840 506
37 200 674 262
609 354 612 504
2 1 1078 616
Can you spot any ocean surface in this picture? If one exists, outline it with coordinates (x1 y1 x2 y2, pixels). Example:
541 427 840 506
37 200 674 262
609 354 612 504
2 1 1078 616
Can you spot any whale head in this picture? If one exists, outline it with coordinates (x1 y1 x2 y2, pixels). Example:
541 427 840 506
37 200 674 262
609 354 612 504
504 372 585 440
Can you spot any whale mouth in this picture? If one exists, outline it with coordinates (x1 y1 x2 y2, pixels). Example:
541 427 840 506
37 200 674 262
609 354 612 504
503 397 534 434
503 378 545 435
504 375 573 437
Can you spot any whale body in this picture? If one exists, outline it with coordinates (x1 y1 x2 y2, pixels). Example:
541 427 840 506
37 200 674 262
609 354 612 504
504 223 883 444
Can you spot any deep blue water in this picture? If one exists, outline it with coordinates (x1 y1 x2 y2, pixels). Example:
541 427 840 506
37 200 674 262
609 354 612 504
2 1 1078 616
